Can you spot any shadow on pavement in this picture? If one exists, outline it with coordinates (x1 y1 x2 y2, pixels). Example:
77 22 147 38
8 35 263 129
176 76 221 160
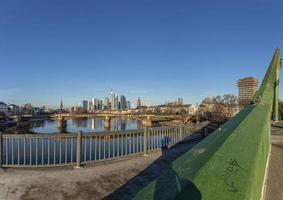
104 134 203 200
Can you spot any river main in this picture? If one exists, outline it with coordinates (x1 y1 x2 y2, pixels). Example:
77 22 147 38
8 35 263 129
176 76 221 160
30 117 143 134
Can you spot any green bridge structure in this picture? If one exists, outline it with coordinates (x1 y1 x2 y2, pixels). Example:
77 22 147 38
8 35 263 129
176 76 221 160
134 49 281 200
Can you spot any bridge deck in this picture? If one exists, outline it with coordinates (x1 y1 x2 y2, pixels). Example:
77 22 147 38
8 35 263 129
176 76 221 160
0 135 202 200
132 49 281 200
265 122 283 200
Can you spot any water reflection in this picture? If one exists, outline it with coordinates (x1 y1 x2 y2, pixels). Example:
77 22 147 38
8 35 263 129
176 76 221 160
72 117 88 128
121 119 126 131
30 120 45 128
91 118 97 130
30 117 142 134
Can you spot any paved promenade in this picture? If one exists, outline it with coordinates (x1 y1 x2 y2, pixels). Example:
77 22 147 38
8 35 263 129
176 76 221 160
0 136 201 200
265 123 283 200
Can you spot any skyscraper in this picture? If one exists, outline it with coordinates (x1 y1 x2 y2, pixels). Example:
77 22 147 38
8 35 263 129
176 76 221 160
88 101 92 111
104 97 110 110
237 77 259 109
137 97 141 108
178 98 184 106
110 89 115 110
114 93 119 110
120 95 127 110
126 101 131 110
82 100 88 110
94 98 99 110
91 98 95 111
98 100 103 110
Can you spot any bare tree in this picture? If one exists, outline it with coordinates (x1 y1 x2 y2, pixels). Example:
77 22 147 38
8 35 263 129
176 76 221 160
200 94 238 122
222 94 238 117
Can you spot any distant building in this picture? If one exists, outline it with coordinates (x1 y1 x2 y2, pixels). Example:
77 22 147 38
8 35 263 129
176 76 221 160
91 98 99 110
110 89 115 110
126 101 131 110
88 101 92 111
98 100 103 110
178 98 184 106
33 107 43 116
8 104 20 114
21 103 33 115
91 98 95 111
104 97 110 110
137 97 141 108
237 77 259 108
0 102 8 113
70 107 75 113
114 93 119 110
82 100 88 110
188 105 197 115
120 95 127 110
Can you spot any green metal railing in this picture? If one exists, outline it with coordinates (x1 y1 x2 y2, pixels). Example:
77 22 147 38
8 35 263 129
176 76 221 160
0 122 208 168
134 49 281 200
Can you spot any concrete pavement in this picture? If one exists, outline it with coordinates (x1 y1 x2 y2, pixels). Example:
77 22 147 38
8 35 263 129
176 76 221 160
0 137 201 200
265 122 283 200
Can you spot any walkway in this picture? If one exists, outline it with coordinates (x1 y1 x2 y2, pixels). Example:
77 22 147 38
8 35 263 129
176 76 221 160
0 135 202 200
265 122 283 200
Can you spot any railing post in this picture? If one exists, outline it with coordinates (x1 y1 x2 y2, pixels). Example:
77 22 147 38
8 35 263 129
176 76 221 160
204 127 208 137
143 128 148 155
179 124 183 141
76 131 82 168
0 132 2 169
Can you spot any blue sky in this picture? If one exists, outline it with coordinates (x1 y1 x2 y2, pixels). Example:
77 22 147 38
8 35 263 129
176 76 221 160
1 0 283 108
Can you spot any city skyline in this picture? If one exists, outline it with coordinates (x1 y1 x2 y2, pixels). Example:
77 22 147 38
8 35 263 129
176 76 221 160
1 1 283 107
0 2 282 199
0 87 190 109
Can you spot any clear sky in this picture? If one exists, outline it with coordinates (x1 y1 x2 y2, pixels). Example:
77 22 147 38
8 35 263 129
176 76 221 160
1 0 283 108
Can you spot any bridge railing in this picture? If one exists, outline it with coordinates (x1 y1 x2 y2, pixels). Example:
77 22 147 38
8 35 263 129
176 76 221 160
0 122 208 168
133 49 281 200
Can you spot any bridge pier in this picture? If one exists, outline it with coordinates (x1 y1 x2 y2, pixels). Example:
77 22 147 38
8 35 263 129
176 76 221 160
16 116 30 128
57 114 67 133
104 115 111 130
142 116 152 127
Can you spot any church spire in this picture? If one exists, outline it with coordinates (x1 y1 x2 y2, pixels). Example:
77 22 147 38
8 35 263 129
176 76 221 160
60 99 63 110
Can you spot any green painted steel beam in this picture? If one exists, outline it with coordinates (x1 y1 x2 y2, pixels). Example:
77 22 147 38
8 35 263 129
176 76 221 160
133 49 281 200
272 56 280 121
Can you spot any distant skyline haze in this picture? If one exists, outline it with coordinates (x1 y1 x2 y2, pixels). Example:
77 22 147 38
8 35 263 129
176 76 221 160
1 0 283 107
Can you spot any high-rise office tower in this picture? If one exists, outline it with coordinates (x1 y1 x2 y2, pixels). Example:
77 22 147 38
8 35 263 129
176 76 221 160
88 101 92 111
104 97 110 110
114 93 119 110
237 77 259 109
110 89 115 110
98 100 103 110
91 98 95 111
94 98 99 110
120 95 127 110
126 101 131 110
82 100 88 110
178 98 184 106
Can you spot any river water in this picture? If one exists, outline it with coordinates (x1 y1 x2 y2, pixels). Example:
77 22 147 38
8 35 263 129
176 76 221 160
30 117 143 134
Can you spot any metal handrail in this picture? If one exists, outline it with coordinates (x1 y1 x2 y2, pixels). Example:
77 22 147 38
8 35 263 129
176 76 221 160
0 122 208 168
